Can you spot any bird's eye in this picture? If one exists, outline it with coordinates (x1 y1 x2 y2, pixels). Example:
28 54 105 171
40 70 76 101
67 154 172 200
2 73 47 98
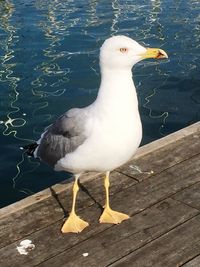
120 48 128 53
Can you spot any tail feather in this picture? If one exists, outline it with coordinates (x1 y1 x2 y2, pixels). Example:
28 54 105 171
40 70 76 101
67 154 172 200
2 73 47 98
23 143 38 157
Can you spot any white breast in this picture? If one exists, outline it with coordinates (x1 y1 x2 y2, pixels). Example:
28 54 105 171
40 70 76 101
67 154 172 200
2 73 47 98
56 106 142 173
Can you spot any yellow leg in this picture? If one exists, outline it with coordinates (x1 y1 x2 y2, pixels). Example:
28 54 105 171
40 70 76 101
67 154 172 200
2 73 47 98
61 175 89 234
99 171 130 224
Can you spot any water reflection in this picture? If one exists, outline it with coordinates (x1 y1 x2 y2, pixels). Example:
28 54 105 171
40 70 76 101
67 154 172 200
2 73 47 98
0 0 200 207
0 0 22 138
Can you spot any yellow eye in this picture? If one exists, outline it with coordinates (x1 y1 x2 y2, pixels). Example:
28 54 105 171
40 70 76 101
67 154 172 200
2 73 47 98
120 48 128 53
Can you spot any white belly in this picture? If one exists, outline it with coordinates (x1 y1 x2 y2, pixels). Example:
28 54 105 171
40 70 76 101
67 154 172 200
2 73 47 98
55 110 142 173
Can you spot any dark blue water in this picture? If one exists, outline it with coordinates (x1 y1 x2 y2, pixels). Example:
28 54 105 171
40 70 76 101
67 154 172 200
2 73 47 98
0 0 200 208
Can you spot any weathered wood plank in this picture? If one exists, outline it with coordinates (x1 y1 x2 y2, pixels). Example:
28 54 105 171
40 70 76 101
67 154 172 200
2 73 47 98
182 255 200 267
110 215 200 267
173 182 200 210
0 172 136 248
0 199 198 267
1 153 200 267
0 172 101 220
135 122 200 160
119 129 200 181
35 199 199 267
115 154 200 216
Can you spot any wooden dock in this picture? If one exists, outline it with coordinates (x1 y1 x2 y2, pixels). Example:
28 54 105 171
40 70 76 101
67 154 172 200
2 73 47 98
0 122 200 267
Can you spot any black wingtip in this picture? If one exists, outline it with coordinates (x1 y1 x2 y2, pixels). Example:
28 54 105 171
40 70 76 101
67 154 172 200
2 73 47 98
23 143 38 157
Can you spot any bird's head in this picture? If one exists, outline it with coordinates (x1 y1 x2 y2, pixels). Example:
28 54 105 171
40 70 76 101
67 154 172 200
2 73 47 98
100 35 168 71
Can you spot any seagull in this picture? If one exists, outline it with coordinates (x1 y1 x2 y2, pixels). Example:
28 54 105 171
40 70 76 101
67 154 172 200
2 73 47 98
24 35 168 234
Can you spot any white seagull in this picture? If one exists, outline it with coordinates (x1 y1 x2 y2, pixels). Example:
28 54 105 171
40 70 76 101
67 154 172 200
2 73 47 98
24 35 168 233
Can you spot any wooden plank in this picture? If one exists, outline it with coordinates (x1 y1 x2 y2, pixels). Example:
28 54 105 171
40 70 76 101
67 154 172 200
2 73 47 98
135 122 200 160
110 215 200 267
1 153 200 267
0 172 136 248
0 199 198 267
37 199 199 267
119 129 200 181
116 154 200 216
182 255 200 267
0 172 99 219
173 182 200 210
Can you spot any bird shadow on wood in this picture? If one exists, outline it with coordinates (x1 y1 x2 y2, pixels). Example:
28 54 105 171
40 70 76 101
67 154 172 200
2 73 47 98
49 182 103 219
50 187 69 218
78 180 104 213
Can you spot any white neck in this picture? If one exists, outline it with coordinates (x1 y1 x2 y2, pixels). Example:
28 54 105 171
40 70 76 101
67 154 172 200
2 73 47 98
94 68 139 114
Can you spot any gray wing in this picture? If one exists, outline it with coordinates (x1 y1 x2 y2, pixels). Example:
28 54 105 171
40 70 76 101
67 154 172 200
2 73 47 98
36 108 88 167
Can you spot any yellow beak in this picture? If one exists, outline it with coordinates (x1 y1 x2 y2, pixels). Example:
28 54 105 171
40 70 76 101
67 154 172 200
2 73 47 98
141 48 168 59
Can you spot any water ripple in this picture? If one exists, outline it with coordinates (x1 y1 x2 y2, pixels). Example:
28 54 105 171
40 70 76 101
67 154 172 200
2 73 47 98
1 0 200 207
